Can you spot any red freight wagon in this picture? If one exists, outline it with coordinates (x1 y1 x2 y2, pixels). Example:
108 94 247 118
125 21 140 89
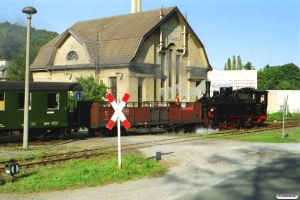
77 101 202 136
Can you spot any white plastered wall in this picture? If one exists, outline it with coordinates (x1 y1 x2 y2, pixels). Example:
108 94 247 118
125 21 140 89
54 35 90 66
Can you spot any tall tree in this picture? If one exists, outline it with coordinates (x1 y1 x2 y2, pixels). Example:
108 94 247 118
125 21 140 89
237 55 243 70
264 64 270 70
224 55 243 70
227 58 231 70
257 63 300 90
224 63 228 70
232 56 236 70
7 50 27 81
1 22 58 80
280 63 299 83
243 62 255 70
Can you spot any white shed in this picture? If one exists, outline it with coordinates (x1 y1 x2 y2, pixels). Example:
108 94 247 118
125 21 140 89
267 90 300 113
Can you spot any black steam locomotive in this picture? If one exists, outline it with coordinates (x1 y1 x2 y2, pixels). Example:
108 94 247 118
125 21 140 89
198 81 268 129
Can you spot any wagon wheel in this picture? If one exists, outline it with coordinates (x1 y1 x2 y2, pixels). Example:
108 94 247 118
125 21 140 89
101 129 114 137
58 133 66 140
174 126 183 134
57 129 71 139
28 133 36 141
120 127 128 136
89 129 102 137
166 127 175 134
37 133 47 141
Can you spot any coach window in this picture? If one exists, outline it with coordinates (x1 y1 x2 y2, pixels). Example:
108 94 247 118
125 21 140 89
18 93 32 110
47 93 59 109
0 93 4 110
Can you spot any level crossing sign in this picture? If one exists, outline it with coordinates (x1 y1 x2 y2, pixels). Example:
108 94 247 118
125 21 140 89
106 93 131 130
106 92 130 170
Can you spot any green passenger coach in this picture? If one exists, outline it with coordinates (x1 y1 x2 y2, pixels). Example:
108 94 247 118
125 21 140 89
0 81 83 139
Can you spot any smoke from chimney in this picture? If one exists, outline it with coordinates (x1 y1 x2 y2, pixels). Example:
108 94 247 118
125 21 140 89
131 0 141 13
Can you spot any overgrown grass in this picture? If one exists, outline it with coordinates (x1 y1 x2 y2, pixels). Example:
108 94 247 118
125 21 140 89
0 145 80 162
0 152 166 193
267 111 300 120
193 127 300 143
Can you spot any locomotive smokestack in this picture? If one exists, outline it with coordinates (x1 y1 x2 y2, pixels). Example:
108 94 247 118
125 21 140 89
205 81 211 98
131 0 141 13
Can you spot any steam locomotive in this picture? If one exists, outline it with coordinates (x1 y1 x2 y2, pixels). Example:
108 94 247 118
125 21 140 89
0 81 268 139
198 81 268 129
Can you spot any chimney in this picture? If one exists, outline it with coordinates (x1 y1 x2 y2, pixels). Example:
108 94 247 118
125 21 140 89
205 81 211 98
131 0 141 13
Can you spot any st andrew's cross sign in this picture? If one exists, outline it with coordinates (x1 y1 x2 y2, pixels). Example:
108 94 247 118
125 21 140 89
106 93 131 130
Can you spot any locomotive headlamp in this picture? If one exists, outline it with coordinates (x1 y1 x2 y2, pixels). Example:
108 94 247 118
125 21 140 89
4 159 20 181
210 108 214 112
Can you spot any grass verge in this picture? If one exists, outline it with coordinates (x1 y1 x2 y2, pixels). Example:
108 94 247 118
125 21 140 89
0 150 166 193
193 127 300 143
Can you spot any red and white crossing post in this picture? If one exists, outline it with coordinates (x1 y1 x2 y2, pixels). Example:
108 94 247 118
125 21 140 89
106 93 131 170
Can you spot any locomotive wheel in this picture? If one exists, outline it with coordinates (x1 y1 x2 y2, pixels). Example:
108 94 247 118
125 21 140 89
208 119 218 130
208 119 214 129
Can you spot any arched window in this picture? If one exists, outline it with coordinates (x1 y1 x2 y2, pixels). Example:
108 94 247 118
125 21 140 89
66 51 78 60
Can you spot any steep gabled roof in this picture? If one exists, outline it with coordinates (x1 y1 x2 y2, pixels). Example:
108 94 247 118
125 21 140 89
31 6 211 70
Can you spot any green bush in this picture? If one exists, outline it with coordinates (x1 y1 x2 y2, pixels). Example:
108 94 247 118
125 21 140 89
268 112 300 120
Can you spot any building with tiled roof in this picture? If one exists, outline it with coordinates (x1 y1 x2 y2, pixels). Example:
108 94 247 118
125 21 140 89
31 6 212 103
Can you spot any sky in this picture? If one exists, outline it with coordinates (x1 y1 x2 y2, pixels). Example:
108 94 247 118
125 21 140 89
1 0 299 70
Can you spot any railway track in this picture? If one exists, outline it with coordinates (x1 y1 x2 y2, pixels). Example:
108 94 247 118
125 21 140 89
213 118 300 136
1 118 299 168
0 137 198 168
1 118 299 143
0 131 93 146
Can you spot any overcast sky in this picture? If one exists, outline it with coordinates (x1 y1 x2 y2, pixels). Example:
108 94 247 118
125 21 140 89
1 0 299 70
